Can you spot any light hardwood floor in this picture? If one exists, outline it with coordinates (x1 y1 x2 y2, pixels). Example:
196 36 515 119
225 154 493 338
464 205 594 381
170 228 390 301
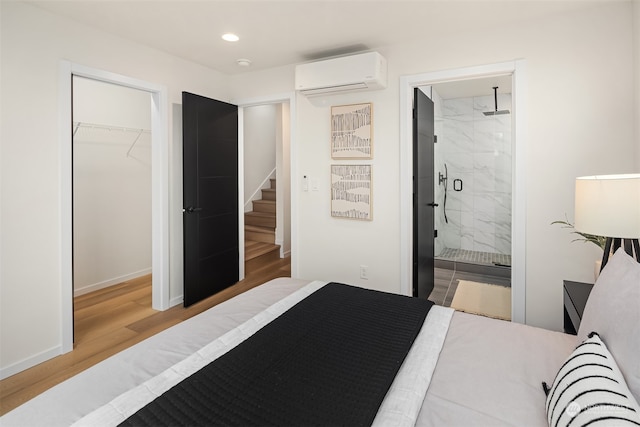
0 256 291 416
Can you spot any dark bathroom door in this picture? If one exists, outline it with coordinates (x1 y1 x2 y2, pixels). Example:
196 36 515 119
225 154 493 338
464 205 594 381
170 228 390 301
182 92 239 307
413 88 436 299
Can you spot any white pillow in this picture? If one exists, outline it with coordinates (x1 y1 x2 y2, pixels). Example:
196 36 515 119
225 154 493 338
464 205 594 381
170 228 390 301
545 332 640 427
577 248 640 401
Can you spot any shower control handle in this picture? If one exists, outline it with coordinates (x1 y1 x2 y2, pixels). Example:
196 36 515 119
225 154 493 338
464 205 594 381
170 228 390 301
438 172 447 185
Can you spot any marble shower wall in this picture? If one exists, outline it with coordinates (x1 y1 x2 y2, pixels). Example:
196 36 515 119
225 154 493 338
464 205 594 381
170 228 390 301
434 91 512 257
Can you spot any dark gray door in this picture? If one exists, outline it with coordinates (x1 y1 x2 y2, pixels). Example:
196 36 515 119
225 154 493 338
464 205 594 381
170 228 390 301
182 92 238 307
413 88 436 299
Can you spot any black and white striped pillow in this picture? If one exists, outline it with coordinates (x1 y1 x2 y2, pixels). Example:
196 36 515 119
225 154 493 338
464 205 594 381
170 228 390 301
543 332 640 427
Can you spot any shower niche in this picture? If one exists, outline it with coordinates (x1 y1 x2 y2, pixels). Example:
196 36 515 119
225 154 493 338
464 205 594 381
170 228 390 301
431 82 513 268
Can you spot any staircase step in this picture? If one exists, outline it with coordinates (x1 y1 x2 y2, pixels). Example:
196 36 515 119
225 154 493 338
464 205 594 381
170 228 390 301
261 188 276 201
270 178 276 190
245 225 275 244
245 241 280 274
245 211 276 228
252 199 276 213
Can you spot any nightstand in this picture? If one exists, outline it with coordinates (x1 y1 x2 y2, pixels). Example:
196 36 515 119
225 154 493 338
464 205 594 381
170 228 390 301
563 280 594 335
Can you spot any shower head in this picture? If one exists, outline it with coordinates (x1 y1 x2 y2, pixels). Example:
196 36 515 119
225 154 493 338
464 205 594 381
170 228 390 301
483 110 510 116
483 86 510 116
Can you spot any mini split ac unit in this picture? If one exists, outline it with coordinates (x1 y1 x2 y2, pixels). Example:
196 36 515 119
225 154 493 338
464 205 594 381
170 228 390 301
294 52 387 96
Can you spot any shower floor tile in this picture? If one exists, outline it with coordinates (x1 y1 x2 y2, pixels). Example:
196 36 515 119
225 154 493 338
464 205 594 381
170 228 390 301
437 248 511 267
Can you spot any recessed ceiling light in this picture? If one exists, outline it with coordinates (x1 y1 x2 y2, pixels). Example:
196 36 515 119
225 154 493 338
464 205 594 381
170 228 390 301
236 59 252 67
222 33 239 42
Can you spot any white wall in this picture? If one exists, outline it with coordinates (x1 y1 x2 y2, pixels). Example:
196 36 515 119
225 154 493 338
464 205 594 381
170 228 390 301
230 2 637 330
276 103 292 256
635 0 640 168
0 1 229 377
73 76 152 129
244 105 276 211
72 77 152 295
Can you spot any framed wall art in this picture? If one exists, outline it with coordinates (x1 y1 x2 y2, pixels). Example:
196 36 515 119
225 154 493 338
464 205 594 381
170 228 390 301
330 164 372 220
330 103 372 159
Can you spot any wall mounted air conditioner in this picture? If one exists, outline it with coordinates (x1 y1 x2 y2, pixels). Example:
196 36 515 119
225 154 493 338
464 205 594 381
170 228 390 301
295 52 387 96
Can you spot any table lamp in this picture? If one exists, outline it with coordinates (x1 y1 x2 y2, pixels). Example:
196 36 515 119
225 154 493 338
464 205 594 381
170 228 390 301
574 174 640 271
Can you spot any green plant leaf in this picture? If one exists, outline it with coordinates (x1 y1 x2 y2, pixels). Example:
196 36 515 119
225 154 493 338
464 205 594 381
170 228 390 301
551 216 606 250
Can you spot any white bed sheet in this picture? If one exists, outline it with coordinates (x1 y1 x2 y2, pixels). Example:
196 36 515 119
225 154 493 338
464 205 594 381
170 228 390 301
417 311 577 426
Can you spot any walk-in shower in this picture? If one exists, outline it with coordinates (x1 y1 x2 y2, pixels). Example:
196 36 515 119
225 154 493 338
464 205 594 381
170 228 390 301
432 83 513 270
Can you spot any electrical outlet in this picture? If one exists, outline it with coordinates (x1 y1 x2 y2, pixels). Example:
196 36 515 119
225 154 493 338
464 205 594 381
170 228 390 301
360 265 369 280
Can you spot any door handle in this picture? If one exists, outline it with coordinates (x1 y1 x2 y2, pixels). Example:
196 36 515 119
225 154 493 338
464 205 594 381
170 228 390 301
427 202 439 207
185 206 203 214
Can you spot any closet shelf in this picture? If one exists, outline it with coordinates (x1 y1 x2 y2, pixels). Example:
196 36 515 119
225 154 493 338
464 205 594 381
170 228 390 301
72 121 150 157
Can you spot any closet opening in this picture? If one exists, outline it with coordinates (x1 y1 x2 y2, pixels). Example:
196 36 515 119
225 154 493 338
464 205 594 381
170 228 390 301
72 76 153 343
60 62 170 354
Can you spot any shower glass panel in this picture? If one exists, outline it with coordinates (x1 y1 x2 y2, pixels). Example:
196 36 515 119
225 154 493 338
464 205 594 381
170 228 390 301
433 87 512 267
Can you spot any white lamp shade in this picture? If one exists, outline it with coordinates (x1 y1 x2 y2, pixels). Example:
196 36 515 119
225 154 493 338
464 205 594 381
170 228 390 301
574 174 640 238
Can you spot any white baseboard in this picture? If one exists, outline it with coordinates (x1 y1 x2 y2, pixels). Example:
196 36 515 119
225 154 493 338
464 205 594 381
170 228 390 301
169 295 183 308
0 345 61 380
73 268 152 297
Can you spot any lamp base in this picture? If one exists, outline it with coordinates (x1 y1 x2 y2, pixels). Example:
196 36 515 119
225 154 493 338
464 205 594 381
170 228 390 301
600 237 640 271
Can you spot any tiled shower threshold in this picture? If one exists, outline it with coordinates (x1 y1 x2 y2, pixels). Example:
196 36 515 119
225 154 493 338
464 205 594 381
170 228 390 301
435 248 511 279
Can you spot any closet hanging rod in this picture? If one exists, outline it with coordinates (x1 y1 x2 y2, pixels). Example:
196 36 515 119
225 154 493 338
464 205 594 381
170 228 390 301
72 121 151 134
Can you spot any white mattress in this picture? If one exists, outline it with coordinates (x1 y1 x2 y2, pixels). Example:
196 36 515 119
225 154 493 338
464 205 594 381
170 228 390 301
2 277 577 426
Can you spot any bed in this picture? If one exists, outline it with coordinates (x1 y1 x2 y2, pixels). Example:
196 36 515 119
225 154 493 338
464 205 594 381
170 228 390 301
2 248 639 427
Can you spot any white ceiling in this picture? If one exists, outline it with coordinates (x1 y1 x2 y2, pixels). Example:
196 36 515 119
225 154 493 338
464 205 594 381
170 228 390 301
433 74 513 99
26 0 604 96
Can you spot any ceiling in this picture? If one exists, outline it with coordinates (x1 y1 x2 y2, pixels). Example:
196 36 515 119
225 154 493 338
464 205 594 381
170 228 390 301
26 0 605 76
432 74 513 99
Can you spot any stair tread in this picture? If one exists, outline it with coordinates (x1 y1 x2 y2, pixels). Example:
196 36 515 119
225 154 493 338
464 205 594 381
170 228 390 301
245 224 274 233
245 241 280 261
245 211 275 217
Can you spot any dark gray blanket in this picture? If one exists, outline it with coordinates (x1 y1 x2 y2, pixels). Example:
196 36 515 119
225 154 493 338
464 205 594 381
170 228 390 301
120 282 433 426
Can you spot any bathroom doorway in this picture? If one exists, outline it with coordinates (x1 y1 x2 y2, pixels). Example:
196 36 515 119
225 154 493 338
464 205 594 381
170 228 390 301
419 77 513 310
400 60 527 323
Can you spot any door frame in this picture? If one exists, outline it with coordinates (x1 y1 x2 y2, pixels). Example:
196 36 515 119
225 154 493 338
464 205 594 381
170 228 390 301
232 92 298 279
399 60 527 324
59 61 170 353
